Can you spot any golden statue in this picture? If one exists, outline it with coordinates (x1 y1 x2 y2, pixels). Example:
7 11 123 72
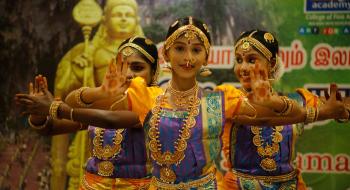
51 0 144 189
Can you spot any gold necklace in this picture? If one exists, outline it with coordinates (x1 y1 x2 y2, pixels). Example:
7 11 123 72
251 126 283 171
93 128 125 176
168 80 198 108
148 86 201 183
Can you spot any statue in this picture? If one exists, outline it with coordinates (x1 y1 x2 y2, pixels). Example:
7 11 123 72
51 0 144 189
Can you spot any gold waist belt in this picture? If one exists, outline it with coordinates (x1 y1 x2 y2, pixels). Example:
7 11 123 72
151 172 215 190
231 169 297 183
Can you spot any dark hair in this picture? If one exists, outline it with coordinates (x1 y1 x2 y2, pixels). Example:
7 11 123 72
118 36 158 74
235 30 278 60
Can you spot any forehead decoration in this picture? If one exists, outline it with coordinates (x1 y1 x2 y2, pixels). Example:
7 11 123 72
234 31 272 61
164 16 210 55
121 46 134 57
118 36 155 63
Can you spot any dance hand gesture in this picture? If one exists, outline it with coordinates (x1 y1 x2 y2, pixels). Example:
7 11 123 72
15 75 54 116
248 63 274 104
100 54 130 98
321 84 349 120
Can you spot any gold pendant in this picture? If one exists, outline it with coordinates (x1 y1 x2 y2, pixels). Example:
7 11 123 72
176 139 187 152
102 145 113 158
272 132 283 143
191 107 199 116
160 166 176 183
186 117 196 128
260 158 277 171
174 96 186 107
264 144 274 157
149 127 159 139
114 132 123 144
257 146 265 157
97 161 114 176
93 137 100 147
253 135 262 146
149 139 159 152
181 128 191 139
251 126 260 134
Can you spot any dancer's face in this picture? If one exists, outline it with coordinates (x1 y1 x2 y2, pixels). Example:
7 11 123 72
164 35 207 79
122 51 153 85
234 44 270 90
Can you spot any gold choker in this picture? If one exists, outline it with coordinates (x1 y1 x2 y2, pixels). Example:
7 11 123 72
168 80 199 108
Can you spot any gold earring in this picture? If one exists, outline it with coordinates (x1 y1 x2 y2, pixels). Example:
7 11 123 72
200 65 212 77
162 62 172 73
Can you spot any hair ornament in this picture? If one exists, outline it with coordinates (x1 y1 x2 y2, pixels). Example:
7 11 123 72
264 32 275 43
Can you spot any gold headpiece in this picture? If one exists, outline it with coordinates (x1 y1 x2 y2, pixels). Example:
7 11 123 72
164 18 210 55
234 31 273 61
118 36 155 63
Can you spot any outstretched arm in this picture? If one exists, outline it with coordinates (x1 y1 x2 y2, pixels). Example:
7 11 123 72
234 84 349 126
16 74 141 136
229 63 348 126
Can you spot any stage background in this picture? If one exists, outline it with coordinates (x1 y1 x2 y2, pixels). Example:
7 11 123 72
0 0 349 189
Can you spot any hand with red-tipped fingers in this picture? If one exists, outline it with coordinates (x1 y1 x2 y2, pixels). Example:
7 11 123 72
99 53 130 98
248 63 275 104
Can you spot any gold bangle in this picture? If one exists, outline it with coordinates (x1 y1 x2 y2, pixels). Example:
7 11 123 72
49 100 63 120
276 96 293 116
28 115 49 130
305 107 316 124
279 96 289 114
75 87 92 107
283 98 294 116
70 108 74 121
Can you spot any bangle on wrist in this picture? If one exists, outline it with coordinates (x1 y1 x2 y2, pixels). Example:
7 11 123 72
28 115 49 130
305 106 317 124
70 108 74 121
49 100 63 120
276 96 293 116
75 87 92 107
